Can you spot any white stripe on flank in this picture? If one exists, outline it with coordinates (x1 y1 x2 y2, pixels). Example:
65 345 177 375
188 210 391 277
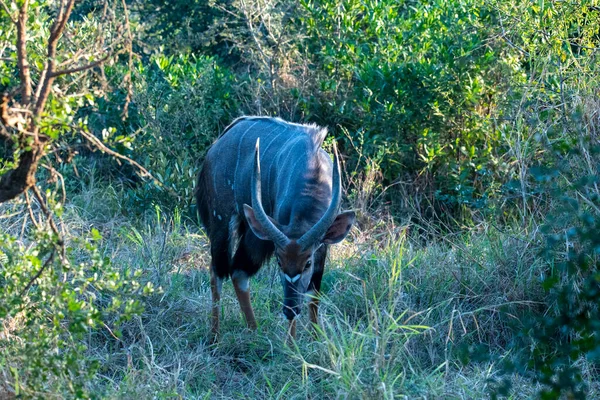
232 121 261 206
262 125 286 155
283 156 304 200
266 135 303 211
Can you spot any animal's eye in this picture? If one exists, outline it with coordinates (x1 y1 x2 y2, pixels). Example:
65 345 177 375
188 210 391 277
304 260 312 271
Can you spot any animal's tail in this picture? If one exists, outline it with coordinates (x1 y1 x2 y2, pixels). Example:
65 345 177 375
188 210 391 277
195 161 211 230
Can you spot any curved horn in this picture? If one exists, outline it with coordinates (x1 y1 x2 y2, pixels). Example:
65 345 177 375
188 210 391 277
297 141 342 250
250 138 290 248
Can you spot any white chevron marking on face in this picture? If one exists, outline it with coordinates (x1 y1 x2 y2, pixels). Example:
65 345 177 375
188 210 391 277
284 273 301 283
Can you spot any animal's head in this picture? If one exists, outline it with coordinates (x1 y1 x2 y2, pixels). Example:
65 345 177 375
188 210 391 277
243 139 355 320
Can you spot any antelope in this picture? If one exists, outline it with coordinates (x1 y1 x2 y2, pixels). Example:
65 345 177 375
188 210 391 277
196 116 355 339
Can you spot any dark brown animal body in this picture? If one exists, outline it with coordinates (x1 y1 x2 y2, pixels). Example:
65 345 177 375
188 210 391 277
196 116 355 338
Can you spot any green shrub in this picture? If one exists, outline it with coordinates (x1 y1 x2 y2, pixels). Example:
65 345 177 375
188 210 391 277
0 210 152 397
487 148 600 399
299 0 518 210
133 54 237 210
81 54 238 213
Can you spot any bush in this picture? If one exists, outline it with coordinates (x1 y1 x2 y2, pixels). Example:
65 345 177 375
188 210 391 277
0 211 151 397
81 54 238 213
298 0 519 211
131 54 237 210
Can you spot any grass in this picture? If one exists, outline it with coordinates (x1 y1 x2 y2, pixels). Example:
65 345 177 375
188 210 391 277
2 174 598 399
62 179 546 398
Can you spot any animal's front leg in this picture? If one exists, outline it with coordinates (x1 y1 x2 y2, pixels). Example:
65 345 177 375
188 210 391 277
308 295 320 327
308 244 327 332
232 270 257 330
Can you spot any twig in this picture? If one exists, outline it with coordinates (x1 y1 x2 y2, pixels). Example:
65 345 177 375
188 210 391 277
102 322 122 342
120 0 133 119
75 126 152 179
0 0 16 25
31 185 62 245
24 189 42 230
576 190 600 216
50 53 111 78
20 249 55 296
41 162 67 206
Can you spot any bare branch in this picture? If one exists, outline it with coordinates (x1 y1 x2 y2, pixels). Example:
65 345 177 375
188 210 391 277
24 189 42 230
20 249 55 296
31 185 62 243
120 0 133 119
50 53 111 78
34 0 76 119
41 162 67 206
16 0 32 104
72 125 179 197
75 126 153 179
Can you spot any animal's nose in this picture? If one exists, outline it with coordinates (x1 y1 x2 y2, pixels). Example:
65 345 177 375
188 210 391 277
283 305 300 320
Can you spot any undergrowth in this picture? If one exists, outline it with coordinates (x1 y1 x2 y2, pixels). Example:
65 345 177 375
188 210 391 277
15 177 589 399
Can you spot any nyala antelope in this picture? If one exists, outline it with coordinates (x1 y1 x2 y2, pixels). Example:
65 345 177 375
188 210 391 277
196 116 355 339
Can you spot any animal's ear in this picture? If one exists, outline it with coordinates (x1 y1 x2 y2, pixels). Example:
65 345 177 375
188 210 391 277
243 204 279 241
322 211 355 245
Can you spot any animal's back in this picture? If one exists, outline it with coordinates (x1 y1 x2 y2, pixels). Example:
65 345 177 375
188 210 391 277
196 117 326 238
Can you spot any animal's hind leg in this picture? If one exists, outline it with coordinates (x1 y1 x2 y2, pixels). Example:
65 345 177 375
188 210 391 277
232 270 257 330
209 240 228 341
210 267 222 339
308 245 328 330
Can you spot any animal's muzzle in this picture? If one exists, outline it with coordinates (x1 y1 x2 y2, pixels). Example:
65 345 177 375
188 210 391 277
281 274 304 320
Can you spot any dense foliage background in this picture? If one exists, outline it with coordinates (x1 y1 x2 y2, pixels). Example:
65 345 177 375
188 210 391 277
1 0 599 398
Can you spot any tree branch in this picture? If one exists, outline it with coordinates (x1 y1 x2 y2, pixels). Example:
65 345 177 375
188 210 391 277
75 126 153 179
34 0 76 119
31 184 62 243
120 0 133 119
16 0 32 104
72 125 179 198
20 249 55 296
50 53 111 78
24 189 42 230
